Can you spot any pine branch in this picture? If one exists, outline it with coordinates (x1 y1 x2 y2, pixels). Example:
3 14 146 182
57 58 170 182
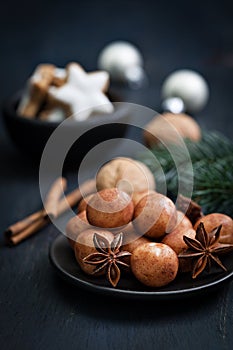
138 131 233 216
180 157 233 215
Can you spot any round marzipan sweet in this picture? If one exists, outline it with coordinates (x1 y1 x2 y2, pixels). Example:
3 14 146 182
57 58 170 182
161 211 194 254
86 188 134 228
171 210 193 233
194 213 233 244
132 189 157 207
162 228 196 255
66 211 90 249
123 236 151 254
77 194 94 213
96 157 155 195
143 113 201 147
74 229 114 275
133 193 177 239
131 242 178 287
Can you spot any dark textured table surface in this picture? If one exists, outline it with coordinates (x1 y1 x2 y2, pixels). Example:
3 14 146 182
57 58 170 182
1 1 233 349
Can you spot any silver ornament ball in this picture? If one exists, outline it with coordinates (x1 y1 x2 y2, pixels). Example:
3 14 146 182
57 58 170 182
98 41 145 86
161 69 209 113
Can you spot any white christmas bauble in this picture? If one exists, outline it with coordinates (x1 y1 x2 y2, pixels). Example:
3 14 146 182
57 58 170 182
161 69 209 113
97 41 143 82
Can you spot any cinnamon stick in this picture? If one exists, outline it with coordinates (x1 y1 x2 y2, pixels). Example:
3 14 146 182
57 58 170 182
5 178 96 246
6 176 66 238
44 177 67 219
5 210 45 237
7 216 49 246
57 178 96 215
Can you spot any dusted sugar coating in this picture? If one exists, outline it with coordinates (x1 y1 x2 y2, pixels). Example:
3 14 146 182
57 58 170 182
194 213 233 244
132 190 157 207
78 194 94 213
171 211 193 232
74 229 114 275
162 228 196 254
131 242 178 287
143 113 201 147
66 211 90 249
123 236 151 254
133 193 177 239
117 222 136 236
86 188 134 228
96 157 155 195
162 211 194 254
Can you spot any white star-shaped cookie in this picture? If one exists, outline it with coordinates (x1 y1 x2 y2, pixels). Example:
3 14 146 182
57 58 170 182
48 63 114 121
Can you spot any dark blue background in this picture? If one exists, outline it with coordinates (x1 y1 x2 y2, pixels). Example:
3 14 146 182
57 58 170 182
1 0 233 137
1 1 233 349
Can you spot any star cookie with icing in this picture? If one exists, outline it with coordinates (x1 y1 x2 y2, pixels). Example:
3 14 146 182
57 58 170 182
48 63 114 121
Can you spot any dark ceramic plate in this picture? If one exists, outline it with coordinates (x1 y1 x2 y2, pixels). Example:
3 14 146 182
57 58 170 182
49 235 233 300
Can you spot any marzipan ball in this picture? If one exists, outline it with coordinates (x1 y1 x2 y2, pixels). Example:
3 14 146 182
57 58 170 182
113 222 136 238
168 210 192 233
131 242 178 287
78 194 94 213
108 221 136 236
74 229 114 275
123 236 150 254
66 211 90 249
162 228 196 255
194 213 233 244
132 190 157 207
143 113 201 147
96 157 155 195
120 223 147 242
133 193 177 239
122 235 150 267
86 188 134 228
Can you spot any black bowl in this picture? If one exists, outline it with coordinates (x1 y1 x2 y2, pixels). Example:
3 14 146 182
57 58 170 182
2 91 131 165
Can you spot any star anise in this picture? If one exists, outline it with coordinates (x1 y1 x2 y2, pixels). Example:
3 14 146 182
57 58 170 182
178 222 233 278
83 232 131 287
